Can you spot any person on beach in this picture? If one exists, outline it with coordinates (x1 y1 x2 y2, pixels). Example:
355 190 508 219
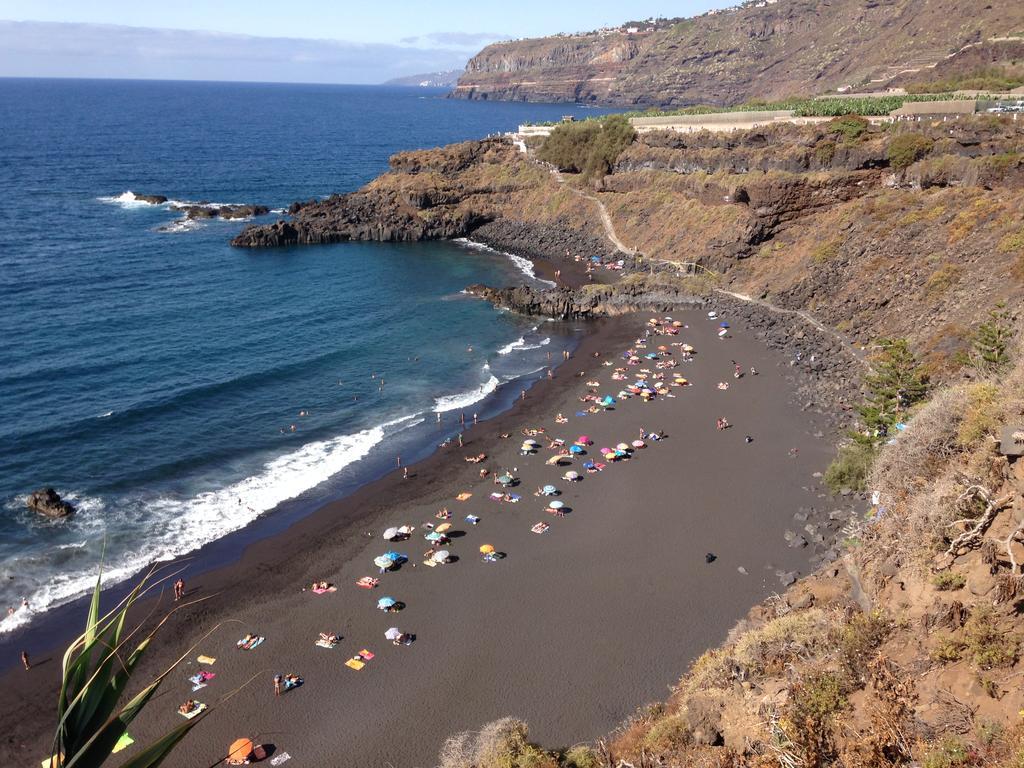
21 651 30 671
173 578 185 601
520 389 526 401
473 413 478 425
750 366 758 376
734 364 742 379
273 675 282 697
403 467 408 480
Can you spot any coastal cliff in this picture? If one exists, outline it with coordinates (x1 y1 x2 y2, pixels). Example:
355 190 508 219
452 0 1024 106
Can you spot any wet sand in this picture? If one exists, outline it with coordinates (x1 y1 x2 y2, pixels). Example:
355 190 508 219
1 310 841 768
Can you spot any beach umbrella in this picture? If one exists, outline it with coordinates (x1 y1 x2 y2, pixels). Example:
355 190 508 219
377 596 397 610
569 444 585 454
498 474 514 486
599 447 612 455
374 555 394 570
385 627 403 641
435 523 452 534
576 435 591 445
583 460 595 470
542 484 557 495
548 500 565 510
383 527 400 540
616 442 630 451
632 440 646 448
385 551 403 561
546 455 565 465
432 550 450 563
398 525 414 534
563 471 580 481
720 321 730 328
718 328 728 337
227 739 254 763
479 544 495 554
523 438 540 447
424 531 445 542
707 311 717 319
602 396 616 406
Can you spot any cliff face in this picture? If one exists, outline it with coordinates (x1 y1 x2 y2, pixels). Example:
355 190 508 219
453 0 1024 106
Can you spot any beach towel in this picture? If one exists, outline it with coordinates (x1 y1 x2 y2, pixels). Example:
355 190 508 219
359 649 375 659
112 732 134 754
178 702 207 720
531 522 549 534
489 492 503 501
456 492 472 501
506 494 520 503
465 515 480 524
422 559 439 567
315 639 337 649
269 752 292 766
237 636 264 650
311 586 337 594
355 576 379 589
191 682 207 691
345 658 365 670
196 655 216 665
283 677 303 691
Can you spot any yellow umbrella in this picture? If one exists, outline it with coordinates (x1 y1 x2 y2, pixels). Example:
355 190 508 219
479 544 495 554
435 523 452 534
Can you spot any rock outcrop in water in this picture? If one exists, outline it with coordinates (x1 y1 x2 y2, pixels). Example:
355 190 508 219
231 139 520 248
172 203 270 220
26 488 74 519
135 194 168 205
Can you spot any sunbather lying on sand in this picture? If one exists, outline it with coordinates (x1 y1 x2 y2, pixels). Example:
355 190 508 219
555 413 568 423
319 632 339 644
178 699 199 715
464 453 486 463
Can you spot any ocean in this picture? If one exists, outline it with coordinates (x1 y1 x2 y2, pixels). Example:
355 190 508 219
0 79 616 633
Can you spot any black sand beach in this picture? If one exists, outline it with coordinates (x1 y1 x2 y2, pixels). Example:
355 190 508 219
1 309 846 768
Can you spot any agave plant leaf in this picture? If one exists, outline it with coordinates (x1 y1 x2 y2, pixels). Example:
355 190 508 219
114 713 209 768
51 563 218 768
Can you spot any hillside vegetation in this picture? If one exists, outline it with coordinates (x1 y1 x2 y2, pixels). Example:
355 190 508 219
453 0 1024 107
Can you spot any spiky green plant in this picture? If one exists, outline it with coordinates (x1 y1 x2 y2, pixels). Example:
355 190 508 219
50 566 211 768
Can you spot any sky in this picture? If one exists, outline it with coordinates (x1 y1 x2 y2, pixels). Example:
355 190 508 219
0 0 731 84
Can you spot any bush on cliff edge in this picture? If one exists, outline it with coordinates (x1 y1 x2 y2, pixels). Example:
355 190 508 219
537 115 636 180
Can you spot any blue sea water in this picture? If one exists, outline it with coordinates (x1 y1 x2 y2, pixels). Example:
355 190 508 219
0 79 617 632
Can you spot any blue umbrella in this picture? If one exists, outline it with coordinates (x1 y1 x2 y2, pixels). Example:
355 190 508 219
377 596 397 609
602 395 616 406
569 444 585 454
385 551 405 563
719 321 730 328
424 531 444 542
542 484 557 495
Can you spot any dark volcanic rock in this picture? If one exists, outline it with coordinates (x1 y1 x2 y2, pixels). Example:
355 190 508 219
135 194 168 204
231 138 512 248
172 204 270 220
27 488 74 519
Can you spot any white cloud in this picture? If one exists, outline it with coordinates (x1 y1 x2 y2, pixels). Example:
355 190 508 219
0 21 471 83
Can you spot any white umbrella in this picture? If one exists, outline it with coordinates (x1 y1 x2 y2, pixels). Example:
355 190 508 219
385 627 402 641
383 527 400 540
432 550 450 563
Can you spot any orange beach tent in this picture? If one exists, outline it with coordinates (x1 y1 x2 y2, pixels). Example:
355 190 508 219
226 738 253 765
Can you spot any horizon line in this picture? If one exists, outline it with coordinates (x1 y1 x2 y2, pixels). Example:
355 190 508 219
0 74 458 88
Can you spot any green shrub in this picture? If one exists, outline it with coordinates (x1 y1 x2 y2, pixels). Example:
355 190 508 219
837 610 893 682
642 715 691 753
827 115 869 142
970 303 1014 374
921 735 972 768
814 140 837 166
562 745 600 768
888 133 934 171
537 115 636 180
855 338 929 445
785 671 847 765
932 571 967 591
965 605 1018 670
825 442 877 492
930 634 967 663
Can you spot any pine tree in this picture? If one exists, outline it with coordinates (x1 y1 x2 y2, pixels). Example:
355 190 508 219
971 303 1014 375
856 338 929 445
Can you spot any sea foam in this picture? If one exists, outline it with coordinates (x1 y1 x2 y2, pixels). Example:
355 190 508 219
0 414 420 634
